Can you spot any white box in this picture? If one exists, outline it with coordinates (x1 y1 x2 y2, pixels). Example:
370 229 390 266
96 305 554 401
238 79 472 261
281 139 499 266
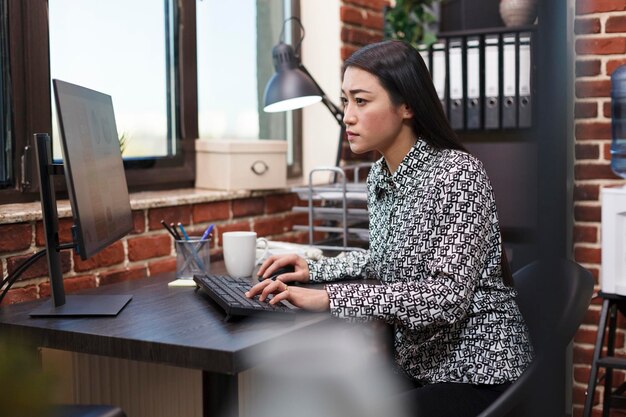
195 139 287 190
601 185 626 295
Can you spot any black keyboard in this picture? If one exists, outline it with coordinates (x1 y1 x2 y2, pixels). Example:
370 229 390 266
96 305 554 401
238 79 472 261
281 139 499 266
193 273 294 319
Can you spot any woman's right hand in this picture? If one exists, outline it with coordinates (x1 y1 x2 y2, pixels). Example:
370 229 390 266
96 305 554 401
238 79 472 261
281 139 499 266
257 254 310 284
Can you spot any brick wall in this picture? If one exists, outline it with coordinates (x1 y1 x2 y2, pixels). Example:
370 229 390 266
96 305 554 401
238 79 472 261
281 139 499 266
573 1 626 416
0 193 310 306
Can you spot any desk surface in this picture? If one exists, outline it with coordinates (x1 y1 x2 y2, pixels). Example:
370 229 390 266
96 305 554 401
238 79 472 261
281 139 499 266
0 265 329 375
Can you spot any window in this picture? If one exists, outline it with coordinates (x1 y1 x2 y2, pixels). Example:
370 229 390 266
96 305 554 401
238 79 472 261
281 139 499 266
196 0 301 176
48 0 175 160
1 0 301 202
0 0 10 187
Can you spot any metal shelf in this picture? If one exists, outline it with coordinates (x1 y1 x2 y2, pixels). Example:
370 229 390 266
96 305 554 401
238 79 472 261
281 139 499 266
291 164 372 251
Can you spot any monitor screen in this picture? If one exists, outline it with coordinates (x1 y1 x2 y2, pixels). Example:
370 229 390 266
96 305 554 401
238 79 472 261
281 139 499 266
53 79 133 259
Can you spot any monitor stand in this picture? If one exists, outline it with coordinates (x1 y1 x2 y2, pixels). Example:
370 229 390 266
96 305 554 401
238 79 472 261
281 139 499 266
30 295 132 317
29 133 132 318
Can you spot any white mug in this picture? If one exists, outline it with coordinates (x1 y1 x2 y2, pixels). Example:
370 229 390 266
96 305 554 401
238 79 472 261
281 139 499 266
222 231 269 278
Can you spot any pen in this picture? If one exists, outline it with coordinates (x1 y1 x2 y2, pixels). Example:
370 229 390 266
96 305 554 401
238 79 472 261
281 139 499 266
170 223 182 240
176 223 206 272
179 224 213 272
178 223 191 241
161 220 178 240
201 224 215 241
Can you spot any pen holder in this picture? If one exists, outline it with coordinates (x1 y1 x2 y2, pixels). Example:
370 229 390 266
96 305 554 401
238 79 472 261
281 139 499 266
175 239 211 279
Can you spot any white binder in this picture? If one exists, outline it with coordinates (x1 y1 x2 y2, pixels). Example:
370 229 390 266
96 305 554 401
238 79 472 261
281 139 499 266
448 38 463 129
466 37 480 129
519 33 532 128
484 35 500 129
432 42 446 114
418 45 430 75
502 35 517 128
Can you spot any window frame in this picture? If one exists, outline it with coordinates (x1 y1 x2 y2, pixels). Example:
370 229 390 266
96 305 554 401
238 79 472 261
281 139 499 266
0 0 9 188
2 0 301 204
281 1 303 178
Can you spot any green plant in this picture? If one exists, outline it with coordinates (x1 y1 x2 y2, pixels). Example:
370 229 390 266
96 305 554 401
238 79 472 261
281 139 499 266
118 132 129 155
0 340 56 417
384 0 442 48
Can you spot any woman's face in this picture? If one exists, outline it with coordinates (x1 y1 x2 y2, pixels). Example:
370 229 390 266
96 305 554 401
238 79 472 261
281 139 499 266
341 66 411 155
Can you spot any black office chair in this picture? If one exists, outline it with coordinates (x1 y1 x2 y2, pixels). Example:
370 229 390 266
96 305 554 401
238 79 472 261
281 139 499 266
477 258 594 417
47 405 126 417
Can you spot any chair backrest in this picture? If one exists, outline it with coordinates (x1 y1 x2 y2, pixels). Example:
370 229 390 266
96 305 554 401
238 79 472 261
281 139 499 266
477 258 594 417
513 258 594 356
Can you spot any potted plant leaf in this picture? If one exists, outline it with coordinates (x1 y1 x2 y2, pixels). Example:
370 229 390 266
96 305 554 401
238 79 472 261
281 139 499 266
384 0 442 48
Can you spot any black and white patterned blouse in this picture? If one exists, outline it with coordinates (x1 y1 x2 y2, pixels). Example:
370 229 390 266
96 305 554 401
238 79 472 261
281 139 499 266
307 139 534 385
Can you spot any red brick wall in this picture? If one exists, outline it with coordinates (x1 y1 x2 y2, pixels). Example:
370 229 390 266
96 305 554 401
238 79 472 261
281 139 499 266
0 193 309 306
573 1 626 416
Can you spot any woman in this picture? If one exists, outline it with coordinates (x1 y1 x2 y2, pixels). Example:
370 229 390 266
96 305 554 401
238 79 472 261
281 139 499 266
246 40 533 417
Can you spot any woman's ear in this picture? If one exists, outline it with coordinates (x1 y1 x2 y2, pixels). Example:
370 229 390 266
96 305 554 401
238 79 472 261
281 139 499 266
402 104 414 119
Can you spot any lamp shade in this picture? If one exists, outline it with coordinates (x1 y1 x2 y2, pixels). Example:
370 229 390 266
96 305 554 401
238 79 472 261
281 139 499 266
263 42 322 113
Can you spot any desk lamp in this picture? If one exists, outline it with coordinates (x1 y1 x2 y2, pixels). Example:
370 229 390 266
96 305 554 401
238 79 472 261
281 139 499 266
263 17 345 166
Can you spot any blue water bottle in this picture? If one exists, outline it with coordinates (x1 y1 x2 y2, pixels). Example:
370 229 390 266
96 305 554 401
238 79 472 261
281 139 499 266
611 65 626 178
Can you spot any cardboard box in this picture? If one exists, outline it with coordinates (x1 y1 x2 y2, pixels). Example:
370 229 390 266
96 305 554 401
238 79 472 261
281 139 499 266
195 139 287 190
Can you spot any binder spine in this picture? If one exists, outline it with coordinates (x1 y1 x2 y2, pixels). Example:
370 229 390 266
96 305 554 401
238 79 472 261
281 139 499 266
419 26 534 131
502 34 518 129
518 32 532 128
432 42 447 117
484 35 500 130
448 38 464 130
466 37 481 130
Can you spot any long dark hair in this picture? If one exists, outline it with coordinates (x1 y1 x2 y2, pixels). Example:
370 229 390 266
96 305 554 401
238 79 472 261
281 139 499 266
343 40 467 152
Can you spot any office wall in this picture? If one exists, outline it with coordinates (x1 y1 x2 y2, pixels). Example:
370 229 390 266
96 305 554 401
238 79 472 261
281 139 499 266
298 0 387 183
572 1 626 415
300 0 341 179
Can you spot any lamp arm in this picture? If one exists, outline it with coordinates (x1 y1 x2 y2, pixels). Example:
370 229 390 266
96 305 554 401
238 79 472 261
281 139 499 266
298 64 344 126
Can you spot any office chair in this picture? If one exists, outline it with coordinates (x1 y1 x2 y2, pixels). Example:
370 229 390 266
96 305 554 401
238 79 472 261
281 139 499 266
477 258 594 417
47 405 126 417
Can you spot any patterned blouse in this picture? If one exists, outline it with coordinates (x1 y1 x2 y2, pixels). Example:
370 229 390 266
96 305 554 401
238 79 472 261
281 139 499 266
307 139 534 385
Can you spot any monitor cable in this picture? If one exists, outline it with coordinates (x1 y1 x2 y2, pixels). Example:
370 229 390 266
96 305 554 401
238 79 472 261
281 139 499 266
0 243 75 305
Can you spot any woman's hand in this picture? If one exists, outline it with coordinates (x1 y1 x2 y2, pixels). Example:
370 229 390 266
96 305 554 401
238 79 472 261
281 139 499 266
245 279 330 312
248 254 328 311
257 254 310 284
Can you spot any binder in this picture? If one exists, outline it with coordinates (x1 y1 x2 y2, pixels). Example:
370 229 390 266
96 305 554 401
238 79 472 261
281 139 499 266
502 35 517 129
466 37 481 130
518 33 532 128
484 35 500 129
432 42 446 115
448 38 464 130
418 44 431 75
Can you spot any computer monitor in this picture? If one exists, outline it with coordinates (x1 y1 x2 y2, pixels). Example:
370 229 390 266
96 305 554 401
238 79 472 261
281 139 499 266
54 79 133 258
30 80 133 317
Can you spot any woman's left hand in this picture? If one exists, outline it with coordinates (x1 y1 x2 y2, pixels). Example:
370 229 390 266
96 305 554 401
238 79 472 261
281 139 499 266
245 279 330 312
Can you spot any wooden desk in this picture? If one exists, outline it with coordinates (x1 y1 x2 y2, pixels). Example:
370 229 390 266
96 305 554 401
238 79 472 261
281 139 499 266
0 264 330 417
